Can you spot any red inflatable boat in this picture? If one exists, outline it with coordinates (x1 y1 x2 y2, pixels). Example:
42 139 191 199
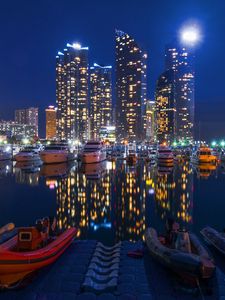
0 227 77 288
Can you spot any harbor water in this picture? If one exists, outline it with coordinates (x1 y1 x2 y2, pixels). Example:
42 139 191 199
1 159 225 244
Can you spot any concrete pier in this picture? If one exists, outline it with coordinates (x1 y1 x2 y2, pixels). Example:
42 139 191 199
1 240 225 299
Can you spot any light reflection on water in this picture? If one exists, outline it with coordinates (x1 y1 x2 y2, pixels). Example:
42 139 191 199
0 159 224 245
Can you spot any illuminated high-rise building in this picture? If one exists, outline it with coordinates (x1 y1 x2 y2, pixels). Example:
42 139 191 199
155 69 176 144
90 63 112 139
56 43 89 141
115 30 147 142
15 109 26 125
165 42 195 143
146 100 156 143
15 107 38 136
45 106 56 140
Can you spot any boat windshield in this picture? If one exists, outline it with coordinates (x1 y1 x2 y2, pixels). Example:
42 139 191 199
44 146 66 151
200 151 211 155
86 142 101 146
83 148 100 153
159 150 172 154
21 149 35 153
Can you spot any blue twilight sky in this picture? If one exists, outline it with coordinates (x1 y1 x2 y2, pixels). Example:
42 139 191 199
0 0 224 139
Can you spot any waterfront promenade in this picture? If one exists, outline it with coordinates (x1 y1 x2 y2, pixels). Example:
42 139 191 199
1 239 225 299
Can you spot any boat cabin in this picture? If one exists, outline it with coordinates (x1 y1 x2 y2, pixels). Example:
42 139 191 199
17 227 43 251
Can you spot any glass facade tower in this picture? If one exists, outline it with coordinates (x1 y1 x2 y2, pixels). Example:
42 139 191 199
115 30 147 142
165 42 195 143
56 43 89 142
90 64 112 139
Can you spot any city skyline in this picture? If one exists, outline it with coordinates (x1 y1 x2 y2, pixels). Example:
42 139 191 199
0 0 225 140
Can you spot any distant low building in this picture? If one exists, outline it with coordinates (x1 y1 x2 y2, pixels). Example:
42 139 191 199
45 106 57 140
0 121 36 141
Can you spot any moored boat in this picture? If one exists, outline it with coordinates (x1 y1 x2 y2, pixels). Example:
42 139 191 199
126 143 137 164
191 146 217 164
0 223 15 237
0 223 17 245
14 147 40 162
81 141 106 164
145 227 215 281
157 146 174 166
40 143 75 164
201 226 225 255
0 226 77 288
0 150 12 161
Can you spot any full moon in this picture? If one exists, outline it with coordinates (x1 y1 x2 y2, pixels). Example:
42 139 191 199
180 26 201 45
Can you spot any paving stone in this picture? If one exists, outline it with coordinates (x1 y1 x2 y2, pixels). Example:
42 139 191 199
219 285 225 296
118 294 136 300
36 292 60 300
61 281 80 293
58 292 77 300
137 295 153 300
119 274 135 283
135 284 151 293
98 293 117 300
77 292 96 300
118 284 135 294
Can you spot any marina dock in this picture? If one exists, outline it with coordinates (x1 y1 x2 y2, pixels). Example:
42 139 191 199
1 240 225 299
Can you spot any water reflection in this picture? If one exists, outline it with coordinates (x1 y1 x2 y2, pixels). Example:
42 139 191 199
0 159 223 243
0 161 12 177
14 161 42 186
193 163 217 179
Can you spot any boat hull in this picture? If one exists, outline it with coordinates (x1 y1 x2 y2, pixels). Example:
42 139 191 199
15 154 40 162
81 152 106 164
0 228 77 288
201 226 225 256
40 152 75 164
191 157 217 164
0 154 12 161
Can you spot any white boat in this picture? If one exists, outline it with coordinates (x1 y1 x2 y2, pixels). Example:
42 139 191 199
191 147 217 164
149 149 157 160
157 146 174 166
0 151 12 161
211 149 220 162
14 147 40 162
221 152 225 162
126 144 137 164
81 141 106 164
40 144 75 164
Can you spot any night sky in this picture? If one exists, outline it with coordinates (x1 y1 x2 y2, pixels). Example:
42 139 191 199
0 0 225 140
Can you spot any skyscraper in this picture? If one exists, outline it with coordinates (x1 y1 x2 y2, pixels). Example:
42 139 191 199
155 69 176 144
15 107 38 136
115 30 147 142
56 43 89 141
90 63 112 139
26 107 38 136
45 106 56 140
165 42 195 143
